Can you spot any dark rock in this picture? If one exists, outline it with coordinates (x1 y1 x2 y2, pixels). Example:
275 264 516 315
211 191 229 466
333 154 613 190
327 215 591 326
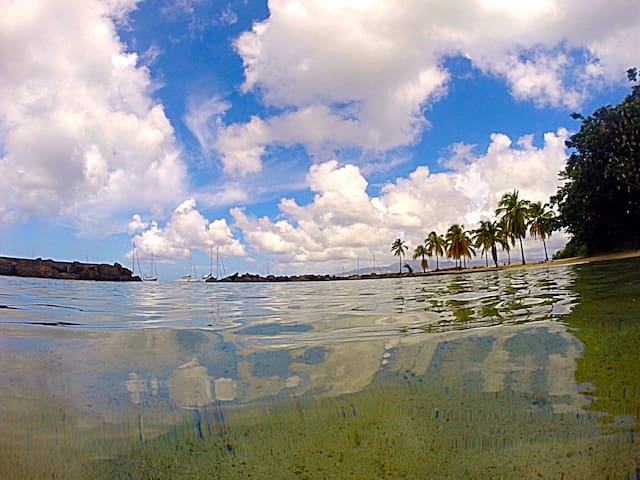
0 256 140 282
0 261 16 276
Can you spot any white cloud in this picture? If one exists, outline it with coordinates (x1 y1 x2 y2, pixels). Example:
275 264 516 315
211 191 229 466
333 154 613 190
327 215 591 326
214 4 239 26
231 130 569 273
183 95 230 157
130 199 246 261
128 214 148 234
0 0 188 232
211 0 640 175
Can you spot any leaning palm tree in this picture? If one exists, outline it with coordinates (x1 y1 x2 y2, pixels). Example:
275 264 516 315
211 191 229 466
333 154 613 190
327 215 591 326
496 190 530 265
528 201 554 261
459 228 476 268
446 224 475 269
412 244 428 273
496 219 513 265
391 238 408 274
425 231 446 270
473 220 499 268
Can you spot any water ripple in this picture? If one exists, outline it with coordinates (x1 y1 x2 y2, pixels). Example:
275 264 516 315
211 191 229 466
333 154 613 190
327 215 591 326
0 264 580 345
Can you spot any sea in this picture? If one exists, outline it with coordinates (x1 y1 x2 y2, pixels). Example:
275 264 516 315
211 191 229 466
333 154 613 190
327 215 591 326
1 257 639 479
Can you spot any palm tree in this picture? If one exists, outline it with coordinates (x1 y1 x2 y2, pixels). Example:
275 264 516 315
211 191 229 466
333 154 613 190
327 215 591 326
446 224 475 268
391 238 408 273
425 231 446 270
460 228 475 268
412 244 428 273
496 190 530 265
496 219 513 265
473 220 500 268
528 201 554 261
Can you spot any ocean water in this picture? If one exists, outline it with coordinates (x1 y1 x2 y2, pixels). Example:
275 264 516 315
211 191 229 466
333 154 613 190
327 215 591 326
0 258 639 479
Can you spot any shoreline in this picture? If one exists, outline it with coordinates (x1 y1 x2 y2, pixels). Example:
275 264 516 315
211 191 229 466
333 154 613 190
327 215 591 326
1 250 637 283
213 249 640 283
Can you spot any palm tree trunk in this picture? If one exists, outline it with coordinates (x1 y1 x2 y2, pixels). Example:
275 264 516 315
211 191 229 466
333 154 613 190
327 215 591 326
519 238 526 265
491 245 498 268
436 254 439 270
485 251 488 267
542 238 548 261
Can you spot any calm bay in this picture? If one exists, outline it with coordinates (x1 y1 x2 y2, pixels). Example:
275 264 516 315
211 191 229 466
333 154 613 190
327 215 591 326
1 257 639 478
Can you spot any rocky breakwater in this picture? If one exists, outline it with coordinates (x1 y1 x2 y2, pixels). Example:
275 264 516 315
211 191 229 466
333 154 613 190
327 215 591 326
206 271 409 282
208 272 343 282
0 256 141 281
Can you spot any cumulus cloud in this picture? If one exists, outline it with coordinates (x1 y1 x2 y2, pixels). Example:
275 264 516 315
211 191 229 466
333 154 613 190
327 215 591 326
129 199 246 261
231 130 569 273
0 0 187 231
212 0 640 174
128 214 148 234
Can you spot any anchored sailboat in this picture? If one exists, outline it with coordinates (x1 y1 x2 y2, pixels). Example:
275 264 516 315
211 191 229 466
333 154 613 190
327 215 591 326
143 253 158 282
176 249 200 282
202 246 228 282
132 243 158 281
201 245 219 281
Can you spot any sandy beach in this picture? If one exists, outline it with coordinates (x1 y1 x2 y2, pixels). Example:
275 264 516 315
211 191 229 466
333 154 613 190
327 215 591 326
400 249 640 279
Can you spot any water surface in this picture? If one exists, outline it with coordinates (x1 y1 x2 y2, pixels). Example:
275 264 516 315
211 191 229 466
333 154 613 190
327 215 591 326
0 259 638 478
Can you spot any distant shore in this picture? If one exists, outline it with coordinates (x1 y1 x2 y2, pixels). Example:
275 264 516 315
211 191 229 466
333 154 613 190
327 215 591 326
1 250 637 283
212 249 640 283
0 256 140 281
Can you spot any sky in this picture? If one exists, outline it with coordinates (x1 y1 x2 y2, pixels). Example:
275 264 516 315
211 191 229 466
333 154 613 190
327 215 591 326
1 0 638 280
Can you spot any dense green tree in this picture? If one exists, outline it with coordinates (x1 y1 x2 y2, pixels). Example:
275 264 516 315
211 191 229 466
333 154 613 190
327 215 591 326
527 201 555 261
425 231 446 271
412 244 428 273
552 79 640 253
496 190 530 265
446 224 475 268
473 220 500 267
391 238 408 274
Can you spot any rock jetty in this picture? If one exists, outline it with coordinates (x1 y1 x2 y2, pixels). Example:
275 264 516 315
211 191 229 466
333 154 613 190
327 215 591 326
206 271 409 282
0 256 140 281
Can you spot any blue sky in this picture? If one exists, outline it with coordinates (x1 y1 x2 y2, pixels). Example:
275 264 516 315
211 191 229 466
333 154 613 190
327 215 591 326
0 0 637 279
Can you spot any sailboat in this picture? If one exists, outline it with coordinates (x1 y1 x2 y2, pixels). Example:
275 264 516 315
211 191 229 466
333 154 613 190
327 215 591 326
201 245 216 281
133 243 158 282
202 246 224 282
176 249 200 282
142 253 158 282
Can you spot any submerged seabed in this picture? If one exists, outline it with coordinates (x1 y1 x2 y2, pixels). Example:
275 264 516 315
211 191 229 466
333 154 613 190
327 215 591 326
0 258 639 478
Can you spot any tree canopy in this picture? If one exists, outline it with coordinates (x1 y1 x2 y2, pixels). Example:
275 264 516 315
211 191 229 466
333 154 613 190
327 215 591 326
552 78 640 253
390 238 408 273
496 190 530 265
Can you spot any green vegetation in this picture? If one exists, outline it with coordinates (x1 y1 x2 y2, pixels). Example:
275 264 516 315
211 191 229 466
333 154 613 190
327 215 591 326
412 244 428 272
527 201 554 261
390 238 408 273
473 220 500 267
552 71 640 254
392 72 640 268
496 190 531 265
425 231 446 270
392 189 551 271
445 224 475 268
